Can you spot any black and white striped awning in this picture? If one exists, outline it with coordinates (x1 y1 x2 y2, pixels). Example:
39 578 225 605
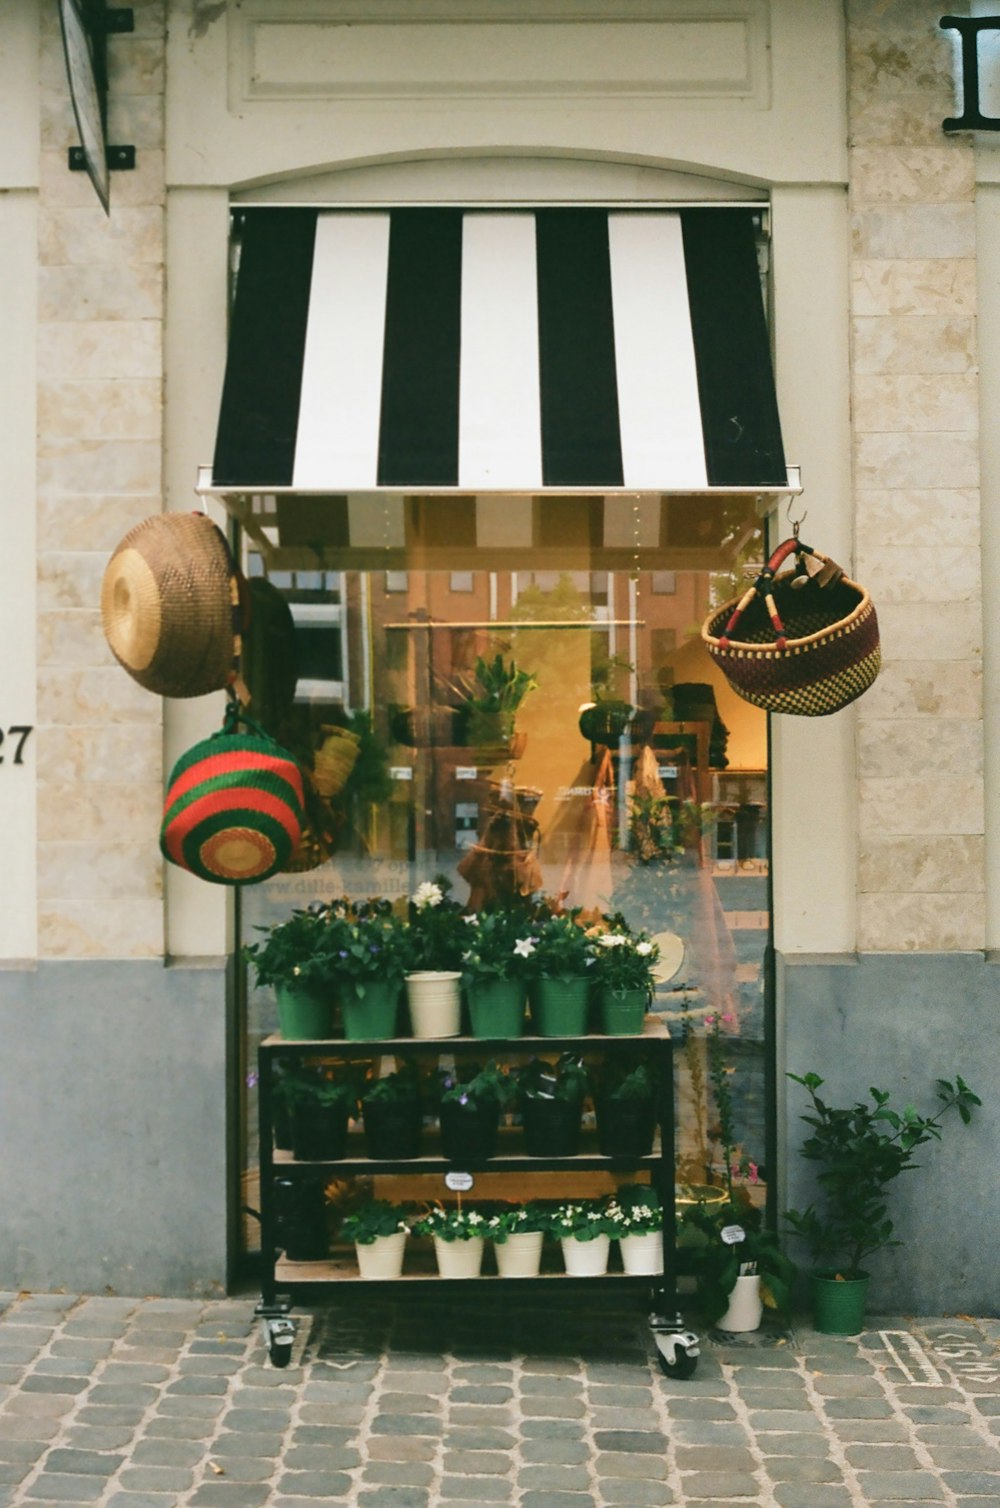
210 206 789 496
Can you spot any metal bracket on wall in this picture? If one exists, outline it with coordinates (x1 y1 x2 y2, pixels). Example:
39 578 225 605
69 144 135 172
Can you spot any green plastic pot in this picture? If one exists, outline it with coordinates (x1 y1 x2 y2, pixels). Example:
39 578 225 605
467 979 526 1038
275 981 334 1041
597 988 648 1035
340 978 400 1040
530 977 590 1036
809 1271 870 1335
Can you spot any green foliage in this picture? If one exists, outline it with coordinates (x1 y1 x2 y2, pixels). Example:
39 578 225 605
516 1054 589 1105
590 916 660 994
465 653 539 717
549 1198 623 1243
600 1059 656 1102
243 906 341 989
361 1061 423 1105
526 908 595 978
411 1205 490 1242
326 897 409 986
460 907 537 986
436 1060 513 1109
484 1203 550 1243
406 877 469 971
284 1071 358 1113
785 1071 981 1279
339 1200 409 1245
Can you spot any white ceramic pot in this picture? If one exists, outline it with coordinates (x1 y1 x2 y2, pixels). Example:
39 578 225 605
495 1231 544 1278
432 1235 485 1278
354 1232 407 1280
619 1231 664 1276
718 1273 763 1332
560 1234 611 1276
405 972 462 1037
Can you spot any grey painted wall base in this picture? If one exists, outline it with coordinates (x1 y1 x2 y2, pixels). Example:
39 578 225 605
0 960 230 1299
779 951 999 1316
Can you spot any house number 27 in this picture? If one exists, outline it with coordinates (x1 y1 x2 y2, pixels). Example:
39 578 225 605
0 726 33 764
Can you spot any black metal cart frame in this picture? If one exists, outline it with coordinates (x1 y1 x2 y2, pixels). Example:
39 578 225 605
255 1018 700 1376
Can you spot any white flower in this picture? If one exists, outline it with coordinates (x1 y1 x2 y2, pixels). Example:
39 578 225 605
292 965 302 977
513 937 536 958
463 913 479 925
412 881 443 910
636 941 654 956
598 933 628 948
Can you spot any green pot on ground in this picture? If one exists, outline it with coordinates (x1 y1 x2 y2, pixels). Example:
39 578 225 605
809 1271 870 1335
275 981 334 1041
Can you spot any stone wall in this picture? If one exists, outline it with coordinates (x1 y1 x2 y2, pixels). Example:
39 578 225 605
848 0 985 951
35 0 167 959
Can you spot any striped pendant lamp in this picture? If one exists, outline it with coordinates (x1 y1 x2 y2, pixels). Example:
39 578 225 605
160 705 305 885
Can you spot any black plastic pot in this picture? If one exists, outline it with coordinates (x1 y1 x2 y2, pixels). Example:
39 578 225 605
439 1100 500 1163
595 1096 657 1158
290 1099 350 1162
362 1097 424 1160
273 1174 328 1262
521 1097 584 1157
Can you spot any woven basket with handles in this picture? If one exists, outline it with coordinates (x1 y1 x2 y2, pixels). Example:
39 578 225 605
701 537 880 717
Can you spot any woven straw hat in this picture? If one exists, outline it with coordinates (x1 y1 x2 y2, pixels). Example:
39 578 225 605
101 512 240 699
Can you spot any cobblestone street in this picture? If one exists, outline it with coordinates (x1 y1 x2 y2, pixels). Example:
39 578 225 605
0 1289 998 1506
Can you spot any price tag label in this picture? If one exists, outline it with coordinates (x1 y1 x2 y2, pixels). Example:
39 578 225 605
456 766 478 781
445 1171 474 1192
721 1224 746 1245
390 766 413 781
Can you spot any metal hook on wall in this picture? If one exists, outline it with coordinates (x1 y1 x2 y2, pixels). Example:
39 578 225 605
786 496 807 540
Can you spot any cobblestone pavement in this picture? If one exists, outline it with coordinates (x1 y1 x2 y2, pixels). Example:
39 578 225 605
1 1289 999 1506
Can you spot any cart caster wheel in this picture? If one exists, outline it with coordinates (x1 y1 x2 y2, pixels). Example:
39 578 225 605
657 1346 699 1379
263 1316 296 1368
652 1330 700 1380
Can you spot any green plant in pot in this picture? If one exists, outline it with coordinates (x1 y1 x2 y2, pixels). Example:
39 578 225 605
285 1070 359 1162
411 1204 490 1277
679 1015 795 1330
404 878 469 1037
516 1053 590 1156
327 897 407 1039
460 907 535 1038
526 906 596 1036
550 1197 620 1275
591 917 659 1034
786 1070 980 1335
435 1060 513 1164
339 1199 410 1279
485 1202 550 1277
361 1059 425 1159
453 652 538 753
610 1184 665 1275
244 904 342 1040
595 1058 659 1158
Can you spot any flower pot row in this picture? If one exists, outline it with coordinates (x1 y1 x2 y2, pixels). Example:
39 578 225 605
334 1195 666 1279
278 1083 658 1162
277 973 651 1042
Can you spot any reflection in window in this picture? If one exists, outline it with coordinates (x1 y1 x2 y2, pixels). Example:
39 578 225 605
239 496 771 1253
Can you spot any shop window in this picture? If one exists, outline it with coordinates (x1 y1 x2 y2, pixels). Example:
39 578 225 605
238 494 771 1260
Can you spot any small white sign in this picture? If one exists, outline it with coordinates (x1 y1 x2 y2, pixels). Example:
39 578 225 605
721 1224 746 1246
444 1171 474 1192
390 766 413 781
456 766 478 781
658 765 678 779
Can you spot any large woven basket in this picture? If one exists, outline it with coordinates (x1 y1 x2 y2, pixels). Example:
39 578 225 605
701 538 880 717
101 512 241 699
160 706 305 884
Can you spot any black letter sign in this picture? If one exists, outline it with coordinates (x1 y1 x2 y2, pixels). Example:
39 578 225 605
941 15 1000 132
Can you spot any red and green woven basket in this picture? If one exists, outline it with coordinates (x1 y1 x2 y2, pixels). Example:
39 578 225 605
701 538 880 717
160 708 305 884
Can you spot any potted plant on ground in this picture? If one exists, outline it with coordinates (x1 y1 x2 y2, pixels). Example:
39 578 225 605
550 1198 619 1276
460 908 535 1038
526 907 596 1036
244 905 340 1039
411 1204 489 1278
360 1060 425 1159
324 897 407 1039
339 1200 410 1279
485 1203 549 1277
609 1185 664 1275
404 878 469 1036
516 1054 590 1156
594 1058 659 1157
285 1070 358 1161
590 918 660 1034
785 1070 980 1335
435 1061 513 1163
